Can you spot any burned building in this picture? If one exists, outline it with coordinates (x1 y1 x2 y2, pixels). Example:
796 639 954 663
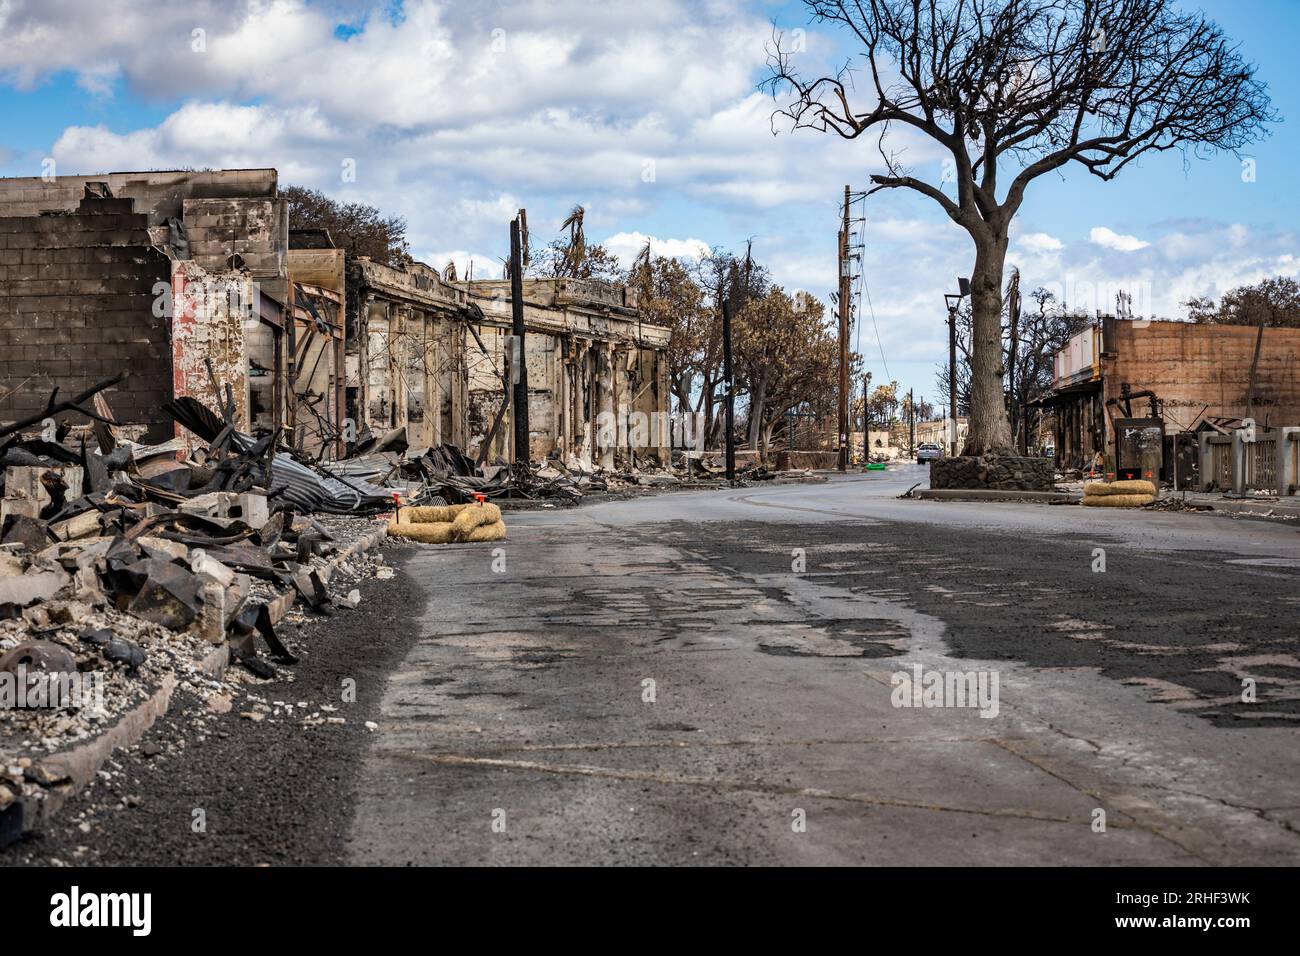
341 268 672 467
0 169 326 450
1038 316 1300 483
462 278 671 467
0 170 285 442
2 168 669 470
345 257 469 451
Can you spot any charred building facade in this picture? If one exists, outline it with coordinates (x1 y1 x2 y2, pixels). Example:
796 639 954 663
0 169 669 468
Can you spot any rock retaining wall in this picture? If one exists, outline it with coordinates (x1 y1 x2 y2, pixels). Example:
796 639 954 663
930 455 1055 491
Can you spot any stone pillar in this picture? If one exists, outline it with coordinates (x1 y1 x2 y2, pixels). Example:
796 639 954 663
1197 432 1214 492
1232 429 1247 495
1279 427 1299 496
598 342 615 470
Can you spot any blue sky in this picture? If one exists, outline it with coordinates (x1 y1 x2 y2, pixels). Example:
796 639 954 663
1 0 1294 401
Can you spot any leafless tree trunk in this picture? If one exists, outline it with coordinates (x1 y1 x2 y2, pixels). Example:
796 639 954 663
747 368 769 450
969 237 1012 450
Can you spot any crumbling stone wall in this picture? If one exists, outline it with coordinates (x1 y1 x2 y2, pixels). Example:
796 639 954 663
930 455 1055 491
0 195 173 440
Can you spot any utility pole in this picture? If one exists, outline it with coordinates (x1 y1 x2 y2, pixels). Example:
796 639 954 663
837 184 850 472
722 297 735 482
908 387 915 455
510 213 529 464
861 370 872 464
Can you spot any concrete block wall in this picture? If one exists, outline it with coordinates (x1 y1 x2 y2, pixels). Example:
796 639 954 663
0 195 173 439
183 198 283 278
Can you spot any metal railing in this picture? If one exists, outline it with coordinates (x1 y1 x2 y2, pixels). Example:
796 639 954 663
1199 427 1299 495
1244 434 1279 493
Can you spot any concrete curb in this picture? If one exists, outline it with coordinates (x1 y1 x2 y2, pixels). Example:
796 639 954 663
497 498 564 511
919 488 1079 504
14 523 389 838
30 674 178 830
913 487 1300 518
771 475 829 485
1200 499 1300 520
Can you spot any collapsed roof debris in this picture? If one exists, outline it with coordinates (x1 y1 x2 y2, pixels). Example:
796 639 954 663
0 368 406 844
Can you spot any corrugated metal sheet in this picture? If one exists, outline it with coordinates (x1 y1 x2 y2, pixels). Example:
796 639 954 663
269 452 392 513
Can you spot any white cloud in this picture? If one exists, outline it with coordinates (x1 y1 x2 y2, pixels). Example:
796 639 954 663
603 232 711 268
51 101 339 177
33 2 906 276
868 217 963 245
1018 232 1064 254
1089 226 1150 252
0 0 767 128
423 250 502 280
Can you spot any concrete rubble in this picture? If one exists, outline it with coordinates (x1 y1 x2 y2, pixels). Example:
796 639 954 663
0 378 406 846
0 367 779 847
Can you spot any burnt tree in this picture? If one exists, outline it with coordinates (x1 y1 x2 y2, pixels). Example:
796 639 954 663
767 0 1274 453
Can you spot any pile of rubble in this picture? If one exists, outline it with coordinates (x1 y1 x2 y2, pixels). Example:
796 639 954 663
1143 496 1213 513
1 403 384 672
0 377 409 842
328 427 808 505
326 438 691 503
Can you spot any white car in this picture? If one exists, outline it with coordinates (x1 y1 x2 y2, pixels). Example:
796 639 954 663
916 442 944 463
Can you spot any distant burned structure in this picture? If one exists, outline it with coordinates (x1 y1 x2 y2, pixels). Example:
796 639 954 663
0 168 670 468
346 257 469 452
1037 316 1300 486
343 260 670 467
462 278 670 467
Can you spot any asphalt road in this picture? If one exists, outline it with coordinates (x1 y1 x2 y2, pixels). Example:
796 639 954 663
350 466 1300 865
11 465 1300 866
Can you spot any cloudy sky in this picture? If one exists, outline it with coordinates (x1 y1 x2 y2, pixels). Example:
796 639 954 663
1 0 1295 399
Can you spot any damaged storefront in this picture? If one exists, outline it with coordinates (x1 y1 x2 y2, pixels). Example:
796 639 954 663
463 278 671 469
342 268 672 472
0 168 346 462
345 258 469 451
1037 316 1300 484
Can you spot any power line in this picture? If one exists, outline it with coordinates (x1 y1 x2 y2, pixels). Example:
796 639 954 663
846 195 889 383
857 217 889 382
862 277 889 382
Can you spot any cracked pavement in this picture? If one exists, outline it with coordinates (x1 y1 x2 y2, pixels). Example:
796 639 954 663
345 465 1300 865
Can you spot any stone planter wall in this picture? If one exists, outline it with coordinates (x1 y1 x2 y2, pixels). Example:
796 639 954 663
930 455 1055 491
